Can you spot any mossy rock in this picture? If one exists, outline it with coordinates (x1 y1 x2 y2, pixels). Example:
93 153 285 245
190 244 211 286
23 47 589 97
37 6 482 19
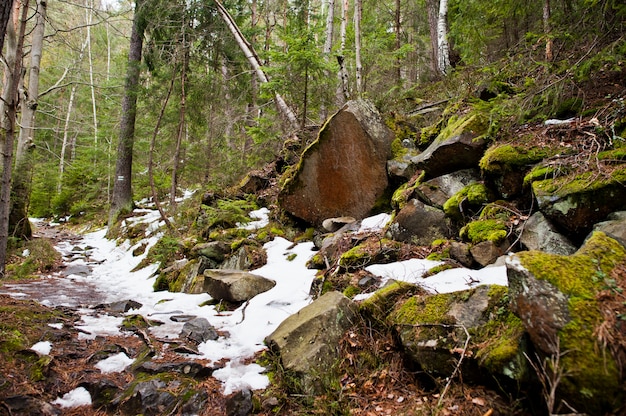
388 286 528 382
338 238 401 272
443 183 494 221
507 232 626 414
479 144 554 175
460 219 508 244
359 281 422 325
532 165 626 239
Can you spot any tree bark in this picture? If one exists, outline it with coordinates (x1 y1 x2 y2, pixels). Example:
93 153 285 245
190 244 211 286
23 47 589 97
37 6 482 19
108 0 146 229
11 0 47 240
335 0 349 105
426 0 439 77
214 0 299 131
170 19 188 208
0 0 28 277
320 0 335 120
0 0 13 51
354 0 363 95
436 0 451 75
543 0 553 62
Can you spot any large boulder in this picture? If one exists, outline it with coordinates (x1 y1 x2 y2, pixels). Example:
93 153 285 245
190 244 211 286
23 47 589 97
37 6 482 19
203 269 276 303
279 99 393 226
591 211 626 247
265 291 357 393
506 232 626 414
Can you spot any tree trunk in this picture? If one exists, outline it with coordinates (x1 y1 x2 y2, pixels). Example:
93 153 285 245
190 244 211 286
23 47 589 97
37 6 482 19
320 0 335 121
426 0 439 77
108 0 146 229
0 0 28 277
214 0 299 131
170 21 188 208
436 0 451 75
85 0 98 145
335 0 349 105
11 0 47 240
354 0 363 95
543 0 553 61
0 0 13 51
394 0 401 85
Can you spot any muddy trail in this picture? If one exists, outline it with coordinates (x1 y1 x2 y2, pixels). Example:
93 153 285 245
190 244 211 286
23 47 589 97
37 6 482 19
0 223 231 416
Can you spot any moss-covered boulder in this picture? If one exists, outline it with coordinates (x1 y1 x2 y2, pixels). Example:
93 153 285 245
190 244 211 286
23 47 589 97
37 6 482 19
279 99 393 226
506 232 626 414
479 144 555 198
416 169 482 209
387 285 528 384
530 166 626 241
443 183 495 222
407 111 489 179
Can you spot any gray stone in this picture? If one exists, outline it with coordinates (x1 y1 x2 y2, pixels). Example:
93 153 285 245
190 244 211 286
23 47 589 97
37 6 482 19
591 211 626 248
204 269 276 302
409 132 488 179
519 212 576 255
470 240 503 267
265 291 357 393
322 216 357 232
387 199 452 244
225 388 253 416
449 242 474 267
180 317 219 344
416 169 482 208
191 241 231 262
505 254 570 354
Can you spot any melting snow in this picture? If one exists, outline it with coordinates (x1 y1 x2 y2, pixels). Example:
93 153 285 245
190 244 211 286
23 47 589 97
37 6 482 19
30 341 52 355
33 203 507 395
52 387 92 408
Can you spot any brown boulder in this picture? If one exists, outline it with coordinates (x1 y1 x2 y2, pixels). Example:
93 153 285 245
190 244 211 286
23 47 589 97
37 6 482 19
279 100 393 226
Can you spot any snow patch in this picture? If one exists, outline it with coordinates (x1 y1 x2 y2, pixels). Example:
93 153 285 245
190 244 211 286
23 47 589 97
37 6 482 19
52 387 92 408
30 341 52 355
95 352 134 374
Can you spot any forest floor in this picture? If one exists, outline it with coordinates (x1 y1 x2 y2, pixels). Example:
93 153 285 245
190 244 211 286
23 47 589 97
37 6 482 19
0 222 527 416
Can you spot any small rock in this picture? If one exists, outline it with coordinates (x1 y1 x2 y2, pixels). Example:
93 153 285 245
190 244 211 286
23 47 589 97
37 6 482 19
225 388 253 416
180 317 219 344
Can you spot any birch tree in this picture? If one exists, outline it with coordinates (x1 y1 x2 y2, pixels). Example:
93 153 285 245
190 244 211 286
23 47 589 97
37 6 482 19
354 0 363 95
436 0 451 75
11 0 47 240
336 0 349 104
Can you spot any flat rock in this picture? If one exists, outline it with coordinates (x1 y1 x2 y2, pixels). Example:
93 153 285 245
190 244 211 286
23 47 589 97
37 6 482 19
204 269 276 302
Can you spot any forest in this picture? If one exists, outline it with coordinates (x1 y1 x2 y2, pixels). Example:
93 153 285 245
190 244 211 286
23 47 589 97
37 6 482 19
0 0 620 267
1 0 626 414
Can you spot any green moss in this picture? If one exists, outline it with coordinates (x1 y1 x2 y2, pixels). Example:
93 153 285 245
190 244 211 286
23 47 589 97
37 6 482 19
339 245 371 270
523 165 558 187
342 285 361 298
479 144 553 175
533 166 626 197
391 294 454 325
517 232 626 297
443 183 493 220
515 232 626 412
559 298 621 411
390 137 409 159
460 219 508 244
437 111 489 143
5 238 62 280
475 311 526 376
359 281 418 323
